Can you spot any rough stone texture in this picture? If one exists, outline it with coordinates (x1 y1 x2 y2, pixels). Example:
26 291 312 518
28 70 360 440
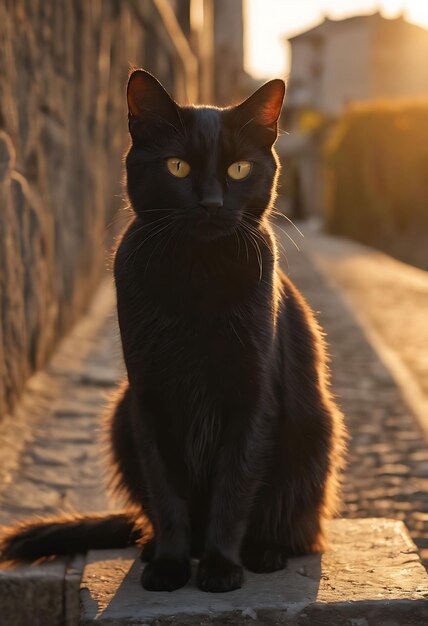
0 556 67 626
79 519 428 625
65 554 87 626
0 552 86 626
0 0 134 421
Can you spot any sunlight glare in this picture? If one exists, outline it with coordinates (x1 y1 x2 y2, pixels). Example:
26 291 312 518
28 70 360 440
245 0 428 78
406 0 428 26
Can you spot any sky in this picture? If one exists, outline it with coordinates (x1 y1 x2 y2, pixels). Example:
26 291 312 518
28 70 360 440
244 0 428 78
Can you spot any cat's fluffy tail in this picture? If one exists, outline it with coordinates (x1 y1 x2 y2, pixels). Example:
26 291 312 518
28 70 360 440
0 510 149 563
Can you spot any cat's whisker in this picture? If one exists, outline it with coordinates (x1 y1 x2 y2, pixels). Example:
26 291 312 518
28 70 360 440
144 223 176 276
111 214 174 257
247 209 301 252
229 319 245 347
271 211 304 239
241 218 270 245
122 225 145 245
124 238 143 267
123 216 172 252
238 225 250 262
142 215 174 226
243 215 288 259
124 221 174 267
268 207 283 218
104 208 133 232
175 107 188 139
237 221 266 267
233 231 238 258
138 106 185 137
140 209 175 213
136 215 171 229
272 222 301 252
159 225 179 265
139 222 174 254
268 208 304 239
244 229 272 259
236 116 256 139
240 224 263 281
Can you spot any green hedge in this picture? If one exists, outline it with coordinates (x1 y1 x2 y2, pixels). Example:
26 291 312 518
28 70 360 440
324 101 428 269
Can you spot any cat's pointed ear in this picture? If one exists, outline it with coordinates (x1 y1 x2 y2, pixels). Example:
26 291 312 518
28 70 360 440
235 79 285 129
127 69 179 125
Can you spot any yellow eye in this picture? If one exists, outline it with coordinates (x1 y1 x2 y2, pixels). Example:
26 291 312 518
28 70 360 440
166 158 191 178
227 160 252 180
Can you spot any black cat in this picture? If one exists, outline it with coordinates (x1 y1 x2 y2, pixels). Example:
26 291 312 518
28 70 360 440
0 71 346 593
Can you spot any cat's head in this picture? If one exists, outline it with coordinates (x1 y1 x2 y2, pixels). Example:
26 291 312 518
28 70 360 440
126 70 285 240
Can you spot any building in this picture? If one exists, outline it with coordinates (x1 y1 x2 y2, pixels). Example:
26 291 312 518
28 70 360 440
213 0 253 105
279 12 428 217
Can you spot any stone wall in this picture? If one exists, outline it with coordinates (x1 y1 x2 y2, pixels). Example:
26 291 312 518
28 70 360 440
0 0 195 420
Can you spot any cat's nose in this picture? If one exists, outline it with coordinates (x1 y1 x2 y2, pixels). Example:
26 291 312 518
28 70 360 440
200 196 223 210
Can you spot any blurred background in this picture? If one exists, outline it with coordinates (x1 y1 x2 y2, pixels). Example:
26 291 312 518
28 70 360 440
2 0 428 582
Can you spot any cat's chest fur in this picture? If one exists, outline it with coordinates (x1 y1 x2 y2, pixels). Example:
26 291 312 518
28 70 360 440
114 231 276 420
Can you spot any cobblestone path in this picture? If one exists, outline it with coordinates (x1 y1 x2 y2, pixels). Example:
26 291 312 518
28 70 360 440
1 227 427 569
282 225 428 567
304 227 428 435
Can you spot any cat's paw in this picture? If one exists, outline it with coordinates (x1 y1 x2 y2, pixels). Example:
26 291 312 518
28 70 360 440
141 557 191 591
241 541 287 573
197 553 243 592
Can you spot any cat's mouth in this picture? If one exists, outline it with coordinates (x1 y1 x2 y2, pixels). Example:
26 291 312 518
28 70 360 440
186 208 240 240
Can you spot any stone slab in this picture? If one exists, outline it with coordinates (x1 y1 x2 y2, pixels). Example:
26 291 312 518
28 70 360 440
0 557 67 626
79 518 428 625
0 554 86 626
65 554 87 626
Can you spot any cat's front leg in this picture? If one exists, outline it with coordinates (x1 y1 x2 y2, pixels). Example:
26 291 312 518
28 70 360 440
131 402 191 592
197 418 268 592
139 441 191 591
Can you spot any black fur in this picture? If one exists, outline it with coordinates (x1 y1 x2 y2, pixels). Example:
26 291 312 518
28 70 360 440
0 71 346 593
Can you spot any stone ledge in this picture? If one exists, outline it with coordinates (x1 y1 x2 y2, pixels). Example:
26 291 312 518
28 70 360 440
0 553 85 626
80 519 428 625
1 519 427 625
